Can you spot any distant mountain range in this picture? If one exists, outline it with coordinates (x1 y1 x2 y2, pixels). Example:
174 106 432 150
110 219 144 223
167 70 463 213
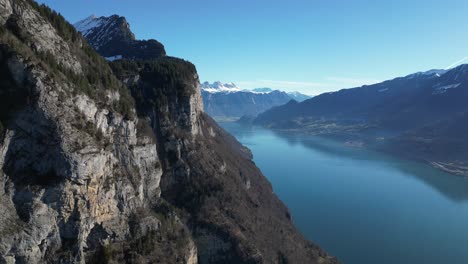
254 66 468 176
201 81 310 119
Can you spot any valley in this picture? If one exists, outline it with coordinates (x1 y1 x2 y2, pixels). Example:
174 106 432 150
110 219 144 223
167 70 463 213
222 122 468 264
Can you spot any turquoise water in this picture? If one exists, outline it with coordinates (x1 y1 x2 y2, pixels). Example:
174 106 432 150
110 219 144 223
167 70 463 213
220 122 468 264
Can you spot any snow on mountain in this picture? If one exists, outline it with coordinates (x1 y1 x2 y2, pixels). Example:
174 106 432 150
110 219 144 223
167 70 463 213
74 15 107 37
405 69 448 79
74 15 133 50
201 82 310 101
201 81 312 118
287 91 312 101
200 81 242 93
251 88 274 94
433 83 461 95
74 15 165 60
105 55 123 61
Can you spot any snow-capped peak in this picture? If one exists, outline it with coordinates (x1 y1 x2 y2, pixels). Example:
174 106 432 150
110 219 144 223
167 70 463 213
201 81 242 93
201 81 311 101
74 15 105 37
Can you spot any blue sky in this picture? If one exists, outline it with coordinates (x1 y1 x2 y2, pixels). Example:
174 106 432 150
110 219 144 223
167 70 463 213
38 0 468 95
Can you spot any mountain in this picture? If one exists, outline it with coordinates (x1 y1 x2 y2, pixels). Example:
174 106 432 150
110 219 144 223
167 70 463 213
0 2 337 263
255 67 468 176
287 91 312 102
74 14 166 60
200 81 242 93
251 88 310 101
251 87 274 93
255 68 453 128
201 81 310 119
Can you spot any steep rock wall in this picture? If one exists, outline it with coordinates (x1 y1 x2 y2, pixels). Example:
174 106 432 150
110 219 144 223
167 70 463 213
0 1 196 263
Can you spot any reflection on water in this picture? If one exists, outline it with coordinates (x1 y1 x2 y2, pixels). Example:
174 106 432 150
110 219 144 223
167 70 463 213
276 130 468 202
220 122 468 264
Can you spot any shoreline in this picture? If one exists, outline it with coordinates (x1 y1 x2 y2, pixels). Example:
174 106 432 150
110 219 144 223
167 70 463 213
233 123 468 178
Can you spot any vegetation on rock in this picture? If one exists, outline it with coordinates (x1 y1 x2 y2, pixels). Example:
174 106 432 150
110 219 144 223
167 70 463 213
110 57 197 115
1 0 135 119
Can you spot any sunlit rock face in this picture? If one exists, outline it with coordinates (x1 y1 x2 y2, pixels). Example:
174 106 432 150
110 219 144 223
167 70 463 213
74 14 166 60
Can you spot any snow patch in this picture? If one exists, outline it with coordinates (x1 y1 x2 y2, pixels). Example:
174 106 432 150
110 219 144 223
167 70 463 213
250 88 273 94
378 88 389 92
406 69 447 79
74 15 105 37
201 81 242 93
105 55 123 61
432 83 461 95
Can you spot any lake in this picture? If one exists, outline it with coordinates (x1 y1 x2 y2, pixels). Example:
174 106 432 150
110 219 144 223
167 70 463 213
220 122 468 264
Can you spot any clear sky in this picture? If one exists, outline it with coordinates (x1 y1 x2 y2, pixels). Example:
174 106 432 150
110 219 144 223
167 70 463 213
37 0 468 95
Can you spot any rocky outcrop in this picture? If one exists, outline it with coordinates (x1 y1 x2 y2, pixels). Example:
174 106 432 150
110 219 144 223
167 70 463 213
0 0 12 25
0 43 172 264
74 15 166 60
5 1 82 73
0 0 338 263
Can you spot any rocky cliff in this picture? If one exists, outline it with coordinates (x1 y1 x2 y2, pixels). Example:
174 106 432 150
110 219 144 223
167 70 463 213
74 15 166 61
0 1 337 263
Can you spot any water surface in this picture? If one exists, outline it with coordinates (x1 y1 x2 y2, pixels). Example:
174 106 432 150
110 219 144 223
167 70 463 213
220 122 468 264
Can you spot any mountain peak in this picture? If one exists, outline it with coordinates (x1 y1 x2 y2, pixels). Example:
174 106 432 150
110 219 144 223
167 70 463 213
74 15 105 37
201 81 242 93
251 87 274 93
74 15 165 60
74 14 133 39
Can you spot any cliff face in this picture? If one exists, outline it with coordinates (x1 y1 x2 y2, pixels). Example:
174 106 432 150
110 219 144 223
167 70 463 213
112 58 336 263
74 15 166 60
0 1 337 263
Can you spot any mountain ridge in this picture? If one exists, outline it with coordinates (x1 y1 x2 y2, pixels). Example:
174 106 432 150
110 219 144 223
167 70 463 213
254 65 468 176
74 14 166 60
200 81 310 119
